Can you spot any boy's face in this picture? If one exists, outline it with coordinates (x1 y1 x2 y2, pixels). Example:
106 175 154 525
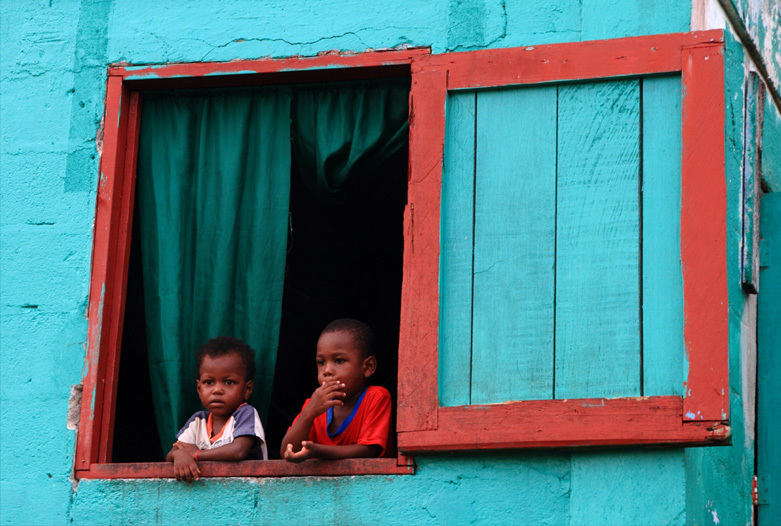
196 352 253 417
316 330 376 399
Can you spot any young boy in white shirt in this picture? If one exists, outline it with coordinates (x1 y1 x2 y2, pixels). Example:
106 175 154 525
167 336 268 482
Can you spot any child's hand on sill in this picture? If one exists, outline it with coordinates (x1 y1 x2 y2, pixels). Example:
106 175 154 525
283 441 382 463
283 441 317 463
169 448 201 483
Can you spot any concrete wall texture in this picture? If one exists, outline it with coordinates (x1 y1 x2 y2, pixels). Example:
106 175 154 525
1 1 779 525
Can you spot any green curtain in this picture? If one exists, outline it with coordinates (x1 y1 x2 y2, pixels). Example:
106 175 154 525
136 88 292 449
291 78 410 201
134 79 409 452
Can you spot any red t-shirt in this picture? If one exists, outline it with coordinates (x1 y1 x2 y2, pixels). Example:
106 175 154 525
295 385 392 456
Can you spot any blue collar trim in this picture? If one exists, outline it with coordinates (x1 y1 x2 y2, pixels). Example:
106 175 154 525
327 387 368 438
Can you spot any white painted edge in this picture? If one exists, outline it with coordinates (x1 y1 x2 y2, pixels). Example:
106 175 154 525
691 0 727 31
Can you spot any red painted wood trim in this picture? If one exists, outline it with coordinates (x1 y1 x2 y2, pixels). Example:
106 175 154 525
111 49 429 81
81 51 426 474
681 44 729 422
77 76 129 470
397 57 447 434
76 459 414 479
397 452 415 468
100 92 142 463
444 31 723 90
397 31 730 451
398 397 730 451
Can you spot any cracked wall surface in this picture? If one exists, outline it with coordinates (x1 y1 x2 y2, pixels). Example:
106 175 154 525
0 0 772 525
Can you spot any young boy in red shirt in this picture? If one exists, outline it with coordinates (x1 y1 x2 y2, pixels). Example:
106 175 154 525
281 319 392 462
167 337 268 482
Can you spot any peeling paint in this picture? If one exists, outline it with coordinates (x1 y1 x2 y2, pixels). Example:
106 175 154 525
67 384 83 431
124 73 162 81
710 508 720 524
204 70 267 76
95 117 104 157
759 0 781 94
692 0 728 31
581 400 605 408
740 294 757 448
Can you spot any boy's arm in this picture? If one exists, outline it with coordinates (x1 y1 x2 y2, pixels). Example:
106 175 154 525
166 436 255 481
279 408 316 457
279 380 346 457
284 387 391 462
193 436 255 461
283 441 381 463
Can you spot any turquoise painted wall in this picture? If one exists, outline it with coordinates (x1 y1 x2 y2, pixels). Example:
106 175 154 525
763 98 781 192
1 1 778 525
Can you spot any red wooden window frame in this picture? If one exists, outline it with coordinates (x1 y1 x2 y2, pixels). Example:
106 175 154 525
397 30 730 452
76 30 729 480
75 49 425 479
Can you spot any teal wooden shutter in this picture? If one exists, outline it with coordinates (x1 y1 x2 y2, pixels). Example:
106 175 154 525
439 76 684 406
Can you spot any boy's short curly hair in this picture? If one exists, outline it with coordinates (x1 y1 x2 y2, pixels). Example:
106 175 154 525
195 336 256 380
320 318 376 359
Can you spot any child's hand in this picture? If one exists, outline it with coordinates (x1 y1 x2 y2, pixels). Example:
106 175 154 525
303 380 346 418
170 449 201 483
283 441 318 463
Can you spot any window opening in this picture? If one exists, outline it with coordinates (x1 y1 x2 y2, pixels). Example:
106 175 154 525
112 202 161 461
266 150 406 458
111 84 408 463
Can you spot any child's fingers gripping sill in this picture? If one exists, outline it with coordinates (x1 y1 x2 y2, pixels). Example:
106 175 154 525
169 449 201 483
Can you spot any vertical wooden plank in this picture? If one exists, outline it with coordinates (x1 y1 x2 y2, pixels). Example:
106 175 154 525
555 79 641 399
758 192 781 523
642 76 683 396
77 75 129 470
397 57 446 433
471 86 557 404
101 91 142 462
741 72 763 294
439 92 476 407
680 45 728 422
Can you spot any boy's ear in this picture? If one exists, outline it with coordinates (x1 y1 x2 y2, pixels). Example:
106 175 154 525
244 379 254 400
362 355 377 378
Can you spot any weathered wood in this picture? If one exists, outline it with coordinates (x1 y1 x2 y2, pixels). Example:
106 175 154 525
397 57 446 433
77 75 130 470
740 72 764 293
641 76 684 396
115 49 430 82
555 80 641 399
77 458 415 479
82 35 731 466
680 45 728 421
400 34 728 451
471 86 556 403
101 91 143 463
758 192 781 523
441 31 723 90
439 91 476 407
398 396 729 451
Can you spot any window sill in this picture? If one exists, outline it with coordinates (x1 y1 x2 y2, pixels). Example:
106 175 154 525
75 457 415 479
